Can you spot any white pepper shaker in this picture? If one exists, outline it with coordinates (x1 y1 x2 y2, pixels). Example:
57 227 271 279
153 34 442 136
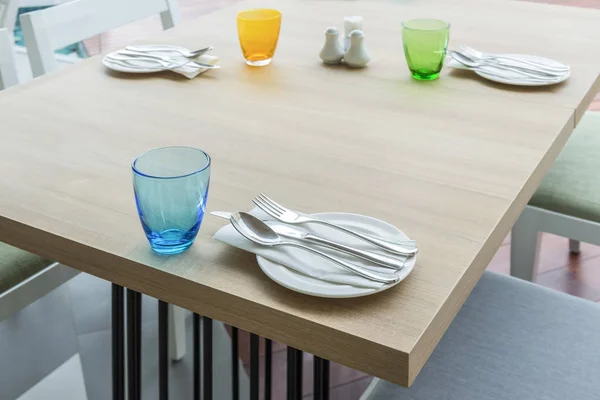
319 27 345 64
343 16 363 50
344 30 370 68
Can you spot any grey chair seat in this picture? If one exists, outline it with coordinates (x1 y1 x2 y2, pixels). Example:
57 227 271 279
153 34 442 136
366 271 600 400
0 242 52 294
530 111 600 222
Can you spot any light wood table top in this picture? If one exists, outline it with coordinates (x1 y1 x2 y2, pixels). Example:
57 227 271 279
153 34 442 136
1 0 599 387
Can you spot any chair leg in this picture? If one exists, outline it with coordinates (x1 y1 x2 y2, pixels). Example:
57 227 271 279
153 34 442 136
569 239 581 254
168 305 186 361
510 207 541 282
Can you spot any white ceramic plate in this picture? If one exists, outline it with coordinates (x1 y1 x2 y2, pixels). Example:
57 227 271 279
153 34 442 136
256 212 417 298
102 45 190 73
473 54 570 86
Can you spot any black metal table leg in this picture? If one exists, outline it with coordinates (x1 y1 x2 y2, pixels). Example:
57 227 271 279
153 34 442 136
193 314 201 400
265 339 272 400
250 334 259 400
322 359 330 400
314 356 323 400
112 284 125 400
287 347 296 400
158 301 168 400
231 327 239 400
287 347 303 400
203 316 213 400
127 290 142 400
313 357 330 400
295 349 303 399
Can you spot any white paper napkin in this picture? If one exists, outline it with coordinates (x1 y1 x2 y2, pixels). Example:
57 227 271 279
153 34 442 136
213 209 411 289
156 52 219 79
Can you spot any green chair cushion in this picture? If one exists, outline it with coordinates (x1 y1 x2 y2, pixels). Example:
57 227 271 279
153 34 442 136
0 242 53 294
530 111 600 222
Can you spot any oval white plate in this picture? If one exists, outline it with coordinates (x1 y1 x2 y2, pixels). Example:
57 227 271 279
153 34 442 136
473 54 570 86
102 45 190 74
256 212 417 298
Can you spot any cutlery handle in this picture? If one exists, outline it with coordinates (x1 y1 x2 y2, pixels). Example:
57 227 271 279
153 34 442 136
480 63 556 80
118 50 219 69
487 55 568 73
484 61 561 78
308 219 418 256
284 242 399 284
304 234 406 270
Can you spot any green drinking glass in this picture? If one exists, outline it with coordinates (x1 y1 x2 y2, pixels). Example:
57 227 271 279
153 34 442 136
402 19 450 81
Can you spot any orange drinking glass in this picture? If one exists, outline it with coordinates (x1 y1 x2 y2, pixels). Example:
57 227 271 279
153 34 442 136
237 9 281 66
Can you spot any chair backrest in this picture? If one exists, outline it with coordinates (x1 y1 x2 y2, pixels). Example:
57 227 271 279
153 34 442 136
0 0 19 32
0 27 18 89
20 0 181 77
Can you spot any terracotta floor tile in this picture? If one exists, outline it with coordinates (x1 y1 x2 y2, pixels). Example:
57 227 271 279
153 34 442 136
535 257 600 300
487 234 600 277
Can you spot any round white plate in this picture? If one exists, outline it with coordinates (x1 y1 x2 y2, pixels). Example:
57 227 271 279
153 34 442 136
102 45 190 73
256 212 417 298
473 54 570 86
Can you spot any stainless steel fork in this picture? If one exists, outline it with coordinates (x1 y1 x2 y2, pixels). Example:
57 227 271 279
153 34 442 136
252 193 418 256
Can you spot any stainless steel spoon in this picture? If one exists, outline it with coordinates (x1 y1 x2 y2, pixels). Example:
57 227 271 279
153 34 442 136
125 45 213 58
229 212 400 284
460 45 570 73
117 50 219 69
449 50 558 80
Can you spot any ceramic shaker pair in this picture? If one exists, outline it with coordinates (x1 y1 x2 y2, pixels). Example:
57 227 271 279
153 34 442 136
319 16 370 67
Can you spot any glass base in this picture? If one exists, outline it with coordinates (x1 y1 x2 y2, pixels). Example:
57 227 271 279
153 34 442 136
146 228 198 255
246 58 272 67
411 69 440 81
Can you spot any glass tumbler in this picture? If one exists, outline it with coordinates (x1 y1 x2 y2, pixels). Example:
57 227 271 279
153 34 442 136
402 19 450 81
132 146 211 255
237 9 282 66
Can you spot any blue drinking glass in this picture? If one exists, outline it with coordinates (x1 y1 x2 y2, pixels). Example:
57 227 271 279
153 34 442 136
132 146 211 255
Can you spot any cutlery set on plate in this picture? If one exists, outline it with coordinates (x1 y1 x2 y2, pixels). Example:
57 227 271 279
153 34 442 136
102 45 220 76
212 194 418 296
448 45 570 86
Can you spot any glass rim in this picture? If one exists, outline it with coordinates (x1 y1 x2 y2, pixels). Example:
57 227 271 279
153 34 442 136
237 8 281 21
132 146 211 180
401 19 450 31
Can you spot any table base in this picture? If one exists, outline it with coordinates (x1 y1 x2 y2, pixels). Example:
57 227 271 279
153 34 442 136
110 284 332 399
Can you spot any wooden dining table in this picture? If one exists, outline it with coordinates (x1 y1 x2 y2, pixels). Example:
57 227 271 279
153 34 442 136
1 0 600 397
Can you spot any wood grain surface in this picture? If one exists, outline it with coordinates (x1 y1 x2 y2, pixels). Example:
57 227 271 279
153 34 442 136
1 0 599 386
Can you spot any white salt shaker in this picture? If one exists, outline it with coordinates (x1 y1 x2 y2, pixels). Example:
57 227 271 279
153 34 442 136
344 16 363 50
344 30 370 68
319 27 345 64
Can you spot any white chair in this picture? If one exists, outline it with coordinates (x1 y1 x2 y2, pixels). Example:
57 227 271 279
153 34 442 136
361 271 600 400
0 0 19 32
510 111 600 281
0 26 81 321
17 0 187 361
0 27 18 89
20 0 181 77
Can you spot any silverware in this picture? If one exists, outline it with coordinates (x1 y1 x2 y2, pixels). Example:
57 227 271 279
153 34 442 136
106 54 194 70
229 212 400 284
125 45 213 58
448 50 558 80
252 194 418 256
212 211 406 270
460 45 570 73
117 50 220 69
